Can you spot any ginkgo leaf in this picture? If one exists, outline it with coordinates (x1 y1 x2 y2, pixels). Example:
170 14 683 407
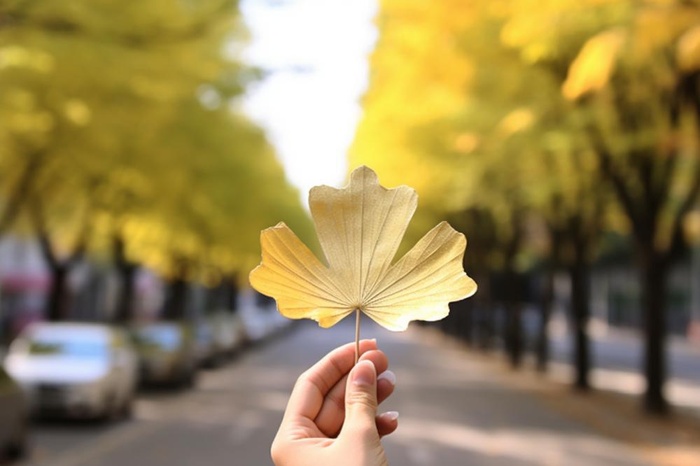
249 166 477 331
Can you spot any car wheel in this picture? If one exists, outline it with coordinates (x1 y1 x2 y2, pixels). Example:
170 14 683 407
120 394 134 419
5 418 29 460
180 369 196 389
100 393 120 423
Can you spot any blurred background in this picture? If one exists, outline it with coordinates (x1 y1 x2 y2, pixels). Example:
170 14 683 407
1 0 700 465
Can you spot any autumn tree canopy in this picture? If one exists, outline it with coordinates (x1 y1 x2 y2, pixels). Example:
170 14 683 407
352 0 700 414
0 0 312 305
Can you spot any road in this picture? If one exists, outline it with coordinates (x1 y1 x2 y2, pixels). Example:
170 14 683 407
14 319 653 466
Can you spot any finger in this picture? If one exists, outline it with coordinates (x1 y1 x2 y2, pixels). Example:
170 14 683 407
283 339 378 423
314 350 391 436
377 369 397 406
377 411 399 437
340 359 379 441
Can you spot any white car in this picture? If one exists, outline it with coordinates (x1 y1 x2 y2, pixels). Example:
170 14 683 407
208 311 247 357
4 322 138 420
239 289 290 343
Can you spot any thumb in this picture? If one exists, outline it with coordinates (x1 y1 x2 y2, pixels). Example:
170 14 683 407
342 359 379 439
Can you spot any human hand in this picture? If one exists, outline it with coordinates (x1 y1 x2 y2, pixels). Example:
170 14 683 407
271 340 398 466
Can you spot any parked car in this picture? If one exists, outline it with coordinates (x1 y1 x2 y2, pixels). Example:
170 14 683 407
239 290 291 343
4 322 138 420
203 311 247 365
130 322 197 387
194 319 217 368
193 312 248 369
0 365 29 460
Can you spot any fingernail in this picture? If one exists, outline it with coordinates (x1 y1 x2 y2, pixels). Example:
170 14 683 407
378 370 396 386
379 411 399 422
351 360 376 387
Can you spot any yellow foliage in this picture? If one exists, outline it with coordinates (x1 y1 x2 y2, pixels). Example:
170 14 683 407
563 28 626 100
63 99 91 126
351 0 477 218
634 5 700 57
497 108 536 136
0 46 54 72
0 0 307 283
678 25 700 72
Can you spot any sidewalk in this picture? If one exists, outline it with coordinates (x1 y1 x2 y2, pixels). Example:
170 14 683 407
546 319 700 423
402 325 700 466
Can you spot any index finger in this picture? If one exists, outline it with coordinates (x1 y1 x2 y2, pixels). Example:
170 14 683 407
283 339 378 422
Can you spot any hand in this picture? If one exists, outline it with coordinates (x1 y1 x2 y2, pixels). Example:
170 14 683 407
271 340 398 466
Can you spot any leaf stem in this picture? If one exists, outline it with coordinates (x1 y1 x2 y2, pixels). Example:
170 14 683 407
355 309 361 365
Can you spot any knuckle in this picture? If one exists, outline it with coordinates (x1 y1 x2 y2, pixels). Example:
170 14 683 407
346 388 377 410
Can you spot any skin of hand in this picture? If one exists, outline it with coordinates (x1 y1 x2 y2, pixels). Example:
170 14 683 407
271 340 397 466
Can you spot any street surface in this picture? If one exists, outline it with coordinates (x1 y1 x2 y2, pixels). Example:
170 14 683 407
14 319 656 466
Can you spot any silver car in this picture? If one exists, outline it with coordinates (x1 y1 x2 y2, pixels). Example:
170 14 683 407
4 322 138 420
130 322 197 387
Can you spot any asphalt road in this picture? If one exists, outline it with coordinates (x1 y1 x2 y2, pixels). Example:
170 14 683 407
14 319 653 466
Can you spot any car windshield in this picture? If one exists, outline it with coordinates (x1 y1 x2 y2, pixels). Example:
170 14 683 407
26 338 108 359
134 326 180 351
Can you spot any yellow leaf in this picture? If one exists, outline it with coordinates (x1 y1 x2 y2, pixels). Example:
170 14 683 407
249 166 477 331
678 25 700 73
562 28 626 100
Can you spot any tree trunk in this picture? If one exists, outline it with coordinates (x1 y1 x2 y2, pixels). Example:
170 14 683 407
36 229 75 322
502 229 523 369
32 199 88 323
163 276 189 321
569 250 591 391
0 152 45 237
226 276 239 312
640 250 670 414
205 283 221 311
449 298 473 345
113 235 138 323
461 300 474 344
504 269 523 368
537 229 563 372
536 263 555 372
46 264 70 321
476 272 495 350
115 263 137 322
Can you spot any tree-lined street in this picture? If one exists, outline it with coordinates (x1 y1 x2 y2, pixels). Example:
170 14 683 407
352 0 700 415
2 1 700 465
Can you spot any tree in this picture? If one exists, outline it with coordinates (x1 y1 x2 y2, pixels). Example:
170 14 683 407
503 0 700 414
352 0 639 394
0 0 314 323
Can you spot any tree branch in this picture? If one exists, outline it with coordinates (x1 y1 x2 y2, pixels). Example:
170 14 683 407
0 151 44 235
589 128 643 234
0 0 232 48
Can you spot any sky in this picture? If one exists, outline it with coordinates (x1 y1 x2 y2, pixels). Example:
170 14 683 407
240 0 378 206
